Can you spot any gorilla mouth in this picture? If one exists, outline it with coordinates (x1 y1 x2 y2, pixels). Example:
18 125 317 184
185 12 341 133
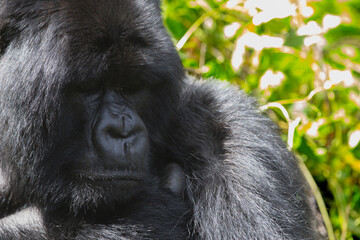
76 171 144 182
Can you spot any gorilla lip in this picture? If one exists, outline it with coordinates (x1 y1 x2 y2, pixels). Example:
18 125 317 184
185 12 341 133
76 172 144 182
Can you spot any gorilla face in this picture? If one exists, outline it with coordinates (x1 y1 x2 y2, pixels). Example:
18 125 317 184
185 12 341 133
0 0 184 214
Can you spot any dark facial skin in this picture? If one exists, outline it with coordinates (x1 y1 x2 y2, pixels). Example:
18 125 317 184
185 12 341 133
65 88 150 204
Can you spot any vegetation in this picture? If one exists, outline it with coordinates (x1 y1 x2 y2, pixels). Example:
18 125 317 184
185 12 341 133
162 0 360 239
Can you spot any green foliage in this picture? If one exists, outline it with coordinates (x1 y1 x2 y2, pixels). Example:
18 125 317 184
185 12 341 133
163 0 360 239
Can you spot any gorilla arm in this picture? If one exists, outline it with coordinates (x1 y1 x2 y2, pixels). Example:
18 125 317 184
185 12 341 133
168 78 324 240
0 206 152 240
0 207 46 240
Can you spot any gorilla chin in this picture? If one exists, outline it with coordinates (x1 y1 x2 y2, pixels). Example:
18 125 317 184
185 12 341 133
0 0 326 239
74 173 145 205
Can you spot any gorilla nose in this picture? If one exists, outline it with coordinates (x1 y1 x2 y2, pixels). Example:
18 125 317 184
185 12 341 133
92 106 149 166
94 107 142 144
104 115 132 139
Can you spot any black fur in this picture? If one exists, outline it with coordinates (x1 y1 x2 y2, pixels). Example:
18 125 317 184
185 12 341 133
0 0 324 239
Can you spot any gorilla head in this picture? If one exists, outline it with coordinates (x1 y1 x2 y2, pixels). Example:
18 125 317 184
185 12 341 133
0 1 326 239
0 0 184 216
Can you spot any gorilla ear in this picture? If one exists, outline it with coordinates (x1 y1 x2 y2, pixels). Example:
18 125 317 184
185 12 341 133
163 163 186 196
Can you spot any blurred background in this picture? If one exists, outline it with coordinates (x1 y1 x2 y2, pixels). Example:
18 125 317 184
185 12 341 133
162 0 360 239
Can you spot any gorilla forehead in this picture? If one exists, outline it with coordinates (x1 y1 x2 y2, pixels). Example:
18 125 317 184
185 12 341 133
57 0 164 38
1 0 181 88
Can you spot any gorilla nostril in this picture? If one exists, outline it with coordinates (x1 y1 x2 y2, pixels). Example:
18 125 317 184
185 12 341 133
122 116 126 130
105 125 127 139
123 142 128 153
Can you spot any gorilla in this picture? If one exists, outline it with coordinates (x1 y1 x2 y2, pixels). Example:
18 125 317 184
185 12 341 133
0 0 325 239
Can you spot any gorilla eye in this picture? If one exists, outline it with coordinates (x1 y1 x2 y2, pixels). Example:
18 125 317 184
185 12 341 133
116 79 144 94
116 84 141 94
115 87 124 93
76 80 103 94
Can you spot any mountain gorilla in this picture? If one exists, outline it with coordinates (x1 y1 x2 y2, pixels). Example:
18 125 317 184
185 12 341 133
0 0 325 239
